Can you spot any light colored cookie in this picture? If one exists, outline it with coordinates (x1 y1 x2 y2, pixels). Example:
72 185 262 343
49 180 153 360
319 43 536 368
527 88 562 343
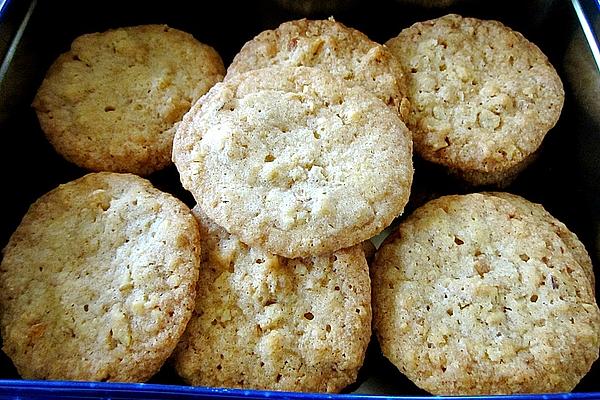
227 18 409 118
0 172 200 381
386 14 564 185
173 207 371 393
485 192 594 287
173 65 413 258
372 193 600 394
32 25 225 175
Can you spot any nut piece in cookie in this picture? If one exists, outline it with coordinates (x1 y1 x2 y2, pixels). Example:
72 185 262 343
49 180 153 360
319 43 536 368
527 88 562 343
173 65 413 258
386 14 564 185
174 207 371 393
0 172 200 382
227 18 409 117
372 193 599 394
32 25 225 175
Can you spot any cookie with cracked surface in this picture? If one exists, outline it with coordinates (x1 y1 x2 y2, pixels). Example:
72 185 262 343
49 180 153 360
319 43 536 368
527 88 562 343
0 172 200 381
32 24 225 175
173 207 371 392
372 193 599 394
386 14 564 185
227 18 409 118
173 65 413 258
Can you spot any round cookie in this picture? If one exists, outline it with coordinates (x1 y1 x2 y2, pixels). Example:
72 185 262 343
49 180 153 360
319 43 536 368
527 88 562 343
386 14 564 185
173 208 371 393
0 172 200 381
173 65 413 258
32 25 225 175
227 18 409 117
372 193 600 394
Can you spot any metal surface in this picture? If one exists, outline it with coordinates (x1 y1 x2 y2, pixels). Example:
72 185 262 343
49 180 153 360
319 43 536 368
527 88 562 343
0 0 35 82
572 0 600 71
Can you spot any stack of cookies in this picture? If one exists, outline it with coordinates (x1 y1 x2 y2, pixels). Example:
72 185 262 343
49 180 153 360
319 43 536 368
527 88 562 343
3 18 415 392
0 10 597 398
2 25 224 382
171 18 414 392
369 14 598 395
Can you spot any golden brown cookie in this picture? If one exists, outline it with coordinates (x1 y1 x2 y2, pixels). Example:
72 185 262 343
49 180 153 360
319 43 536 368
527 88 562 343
227 18 409 117
0 172 200 381
386 14 564 185
173 208 371 392
173 65 413 258
372 193 599 394
32 25 225 175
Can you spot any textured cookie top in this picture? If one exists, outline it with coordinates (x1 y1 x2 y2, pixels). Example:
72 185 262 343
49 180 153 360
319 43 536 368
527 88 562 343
32 25 225 175
372 193 599 395
0 172 200 381
174 208 371 392
386 14 564 177
173 66 413 258
227 18 409 116
485 192 594 287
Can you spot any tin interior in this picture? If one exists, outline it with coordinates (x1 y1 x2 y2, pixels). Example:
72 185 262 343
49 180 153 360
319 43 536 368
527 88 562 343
0 0 598 395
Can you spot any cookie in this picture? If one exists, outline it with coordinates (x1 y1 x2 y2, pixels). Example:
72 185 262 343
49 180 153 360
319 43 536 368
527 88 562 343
227 18 409 117
173 65 413 258
173 207 371 392
32 25 225 175
386 14 564 185
0 172 200 381
372 193 600 394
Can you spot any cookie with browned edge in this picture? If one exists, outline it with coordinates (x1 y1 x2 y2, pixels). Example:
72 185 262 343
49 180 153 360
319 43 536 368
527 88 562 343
174 208 371 392
0 172 200 381
227 18 409 117
386 14 564 185
173 65 413 258
33 25 225 175
372 193 599 394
